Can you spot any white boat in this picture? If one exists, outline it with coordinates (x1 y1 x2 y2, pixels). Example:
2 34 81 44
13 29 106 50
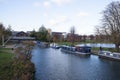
61 45 91 56
98 51 120 61
51 46 60 49
36 41 49 48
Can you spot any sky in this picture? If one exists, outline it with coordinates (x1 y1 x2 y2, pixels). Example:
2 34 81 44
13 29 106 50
0 0 118 35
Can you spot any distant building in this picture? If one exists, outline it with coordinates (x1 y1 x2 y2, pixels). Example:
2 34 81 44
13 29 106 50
87 35 95 40
66 33 81 42
10 31 35 42
16 31 28 37
51 32 95 42
51 32 65 42
47 29 52 34
12 31 28 37
65 34 95 42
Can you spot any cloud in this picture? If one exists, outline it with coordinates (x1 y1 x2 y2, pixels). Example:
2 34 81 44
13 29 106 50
49 19 57 26
57 15 69 23
77 12 89 17
43 13 48 17
43 1 51 7
51 0 72 6
33 2 41 7
33 1 51 8
48 15 69 27
33 0 72 8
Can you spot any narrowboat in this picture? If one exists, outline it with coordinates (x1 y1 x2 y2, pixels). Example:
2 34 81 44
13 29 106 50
98 51 120 61
61 45 91 56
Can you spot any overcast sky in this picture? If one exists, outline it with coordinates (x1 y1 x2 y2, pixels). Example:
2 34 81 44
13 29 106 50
0 0 118 35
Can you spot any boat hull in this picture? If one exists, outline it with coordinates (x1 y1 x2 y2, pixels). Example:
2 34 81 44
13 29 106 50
51 46 60 49
61 49 90 56
98 51 120 61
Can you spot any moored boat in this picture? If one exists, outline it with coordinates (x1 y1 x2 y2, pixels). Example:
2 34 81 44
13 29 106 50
98 51 120 61
51 46 61 49
36 41 49 48
61 45 91 56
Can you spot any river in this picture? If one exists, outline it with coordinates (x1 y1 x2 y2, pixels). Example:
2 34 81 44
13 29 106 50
77 43 115 48
31 47 120 80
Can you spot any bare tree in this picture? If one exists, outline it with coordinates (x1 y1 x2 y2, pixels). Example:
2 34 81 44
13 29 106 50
52 34 59 43
70 26 76 46
96 1 120 52
0 23 5 38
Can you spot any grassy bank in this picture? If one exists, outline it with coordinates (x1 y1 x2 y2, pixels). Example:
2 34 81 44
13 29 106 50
0 42 35 80
91 47 117 55
0 48 14 65
0 47 14 80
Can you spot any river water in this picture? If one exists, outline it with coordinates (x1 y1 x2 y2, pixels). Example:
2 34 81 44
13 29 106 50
77 43 115 48
31 47 120 80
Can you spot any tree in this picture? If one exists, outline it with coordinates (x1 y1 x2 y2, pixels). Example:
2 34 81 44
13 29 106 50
95 1 120 52
0 23 5 44
82 35 87 42
52 34 59 43
70 26 76 46
0 23 12 46
46 29 52 43
30 29 37 38
4 25 12 37
0 23 5 38
37 25 48 41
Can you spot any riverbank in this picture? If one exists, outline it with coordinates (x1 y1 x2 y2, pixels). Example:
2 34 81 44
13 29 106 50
91 47 119 55
0 41 35 80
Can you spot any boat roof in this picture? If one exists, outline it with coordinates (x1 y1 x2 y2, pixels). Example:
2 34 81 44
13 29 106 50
75 45 91 48
62 45 91 48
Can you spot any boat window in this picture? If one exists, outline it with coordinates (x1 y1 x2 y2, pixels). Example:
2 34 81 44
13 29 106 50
113 54 117 57
106 53 110 56
118 55 120 58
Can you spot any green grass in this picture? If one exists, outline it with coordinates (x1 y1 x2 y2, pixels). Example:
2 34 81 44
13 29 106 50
0 48 14 67
0 47 14 66
92 47 117 52
91 47 119 55
0 47 14 80
0 52 13 65
0 47 12 50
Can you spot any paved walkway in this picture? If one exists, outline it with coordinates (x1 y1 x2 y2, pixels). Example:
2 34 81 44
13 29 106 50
3 44 17 53
5 45 15 48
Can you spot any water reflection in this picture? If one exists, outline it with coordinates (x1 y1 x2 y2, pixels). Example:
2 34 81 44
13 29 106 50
31 47 120 80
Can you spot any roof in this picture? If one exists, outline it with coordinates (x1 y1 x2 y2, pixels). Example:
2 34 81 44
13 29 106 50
11 36 35 40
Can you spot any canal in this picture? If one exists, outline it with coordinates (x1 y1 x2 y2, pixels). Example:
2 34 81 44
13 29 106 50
31 47 120 80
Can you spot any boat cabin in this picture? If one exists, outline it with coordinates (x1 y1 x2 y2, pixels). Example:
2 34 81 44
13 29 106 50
61 45 91 53
75 46 91 53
